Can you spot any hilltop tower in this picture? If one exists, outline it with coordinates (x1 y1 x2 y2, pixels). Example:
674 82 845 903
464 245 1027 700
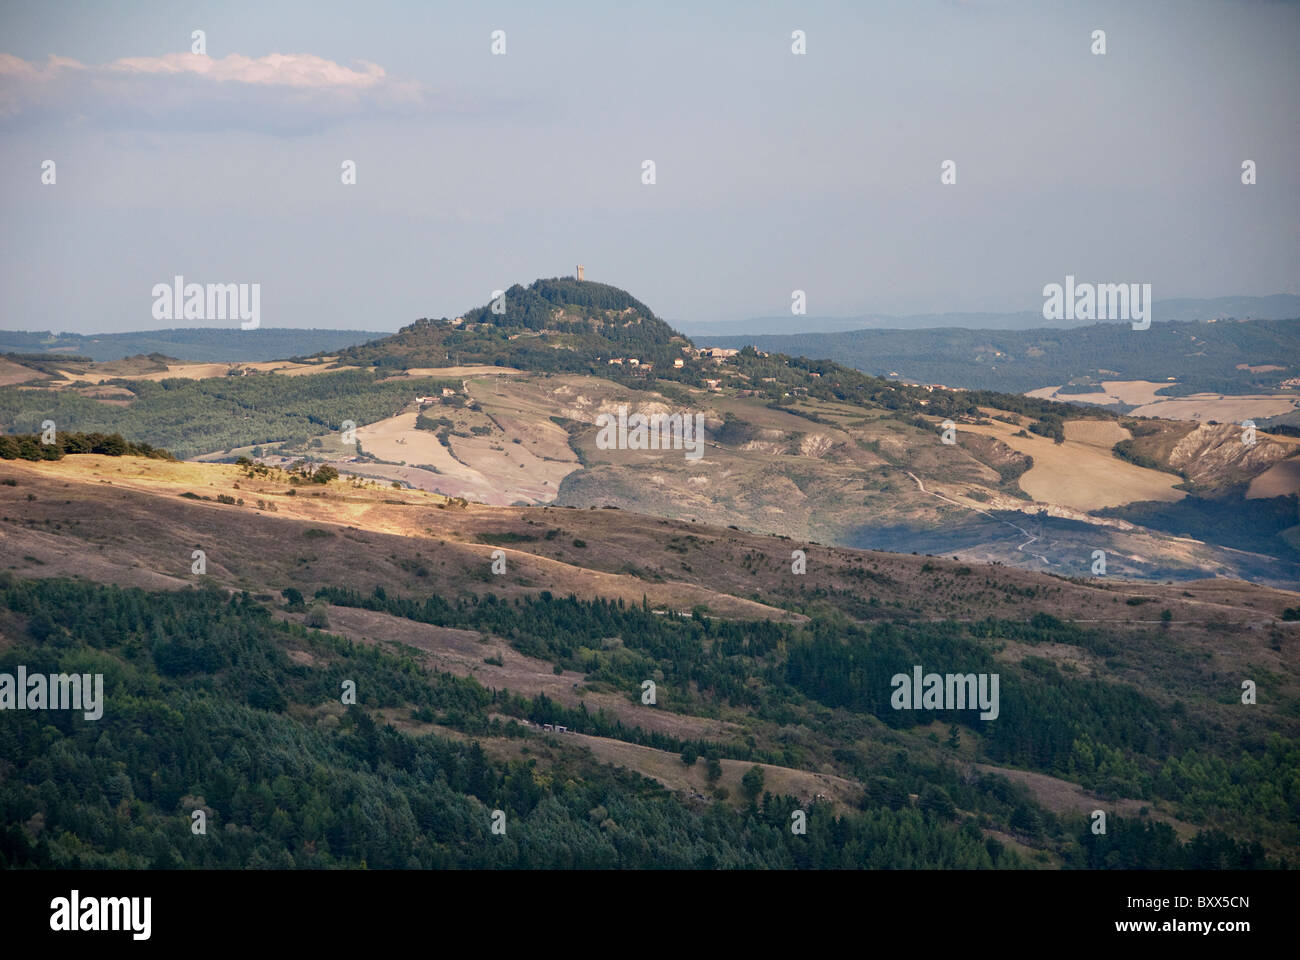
576 265 584 282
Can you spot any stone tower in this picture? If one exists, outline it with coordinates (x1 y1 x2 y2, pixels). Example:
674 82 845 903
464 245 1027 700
576 265 584 282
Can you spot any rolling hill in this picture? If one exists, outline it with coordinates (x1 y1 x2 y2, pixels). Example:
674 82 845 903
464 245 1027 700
1 449 1297 869
2 276 1299 871
2 277 1298 586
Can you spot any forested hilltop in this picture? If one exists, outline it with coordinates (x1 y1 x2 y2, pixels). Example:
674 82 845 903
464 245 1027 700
332 277 685 373
325 277 1116 424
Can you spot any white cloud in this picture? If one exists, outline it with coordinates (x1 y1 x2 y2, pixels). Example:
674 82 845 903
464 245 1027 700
106 52 387 87
0 51 435 131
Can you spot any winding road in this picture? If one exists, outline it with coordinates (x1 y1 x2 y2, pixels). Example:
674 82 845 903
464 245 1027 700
904 470 1051 565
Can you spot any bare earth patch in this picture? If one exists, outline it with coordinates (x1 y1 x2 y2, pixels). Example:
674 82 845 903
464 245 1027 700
573 734 861 813
0 359 42 386
973 763 1196 839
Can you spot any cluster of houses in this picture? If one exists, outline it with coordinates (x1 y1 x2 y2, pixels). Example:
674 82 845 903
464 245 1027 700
604 357 705 372
602 345 758 374
415 388 457 405
606 357 653 371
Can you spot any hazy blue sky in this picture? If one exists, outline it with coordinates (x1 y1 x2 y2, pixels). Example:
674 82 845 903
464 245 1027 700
2 0 1297 334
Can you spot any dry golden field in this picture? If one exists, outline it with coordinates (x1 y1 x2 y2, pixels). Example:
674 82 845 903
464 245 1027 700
1061 420 1132 447
1130 393 1299 421
45 358 356 385
1026 380 1300 423
959 418 1184 510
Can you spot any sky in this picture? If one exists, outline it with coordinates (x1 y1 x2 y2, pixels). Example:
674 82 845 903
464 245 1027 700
1 0 1298 334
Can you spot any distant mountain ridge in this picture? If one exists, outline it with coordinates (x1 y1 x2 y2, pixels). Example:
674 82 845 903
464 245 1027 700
681 294 1300 337
697 317 1300 396
0 328 386 363
13 292 1296 362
